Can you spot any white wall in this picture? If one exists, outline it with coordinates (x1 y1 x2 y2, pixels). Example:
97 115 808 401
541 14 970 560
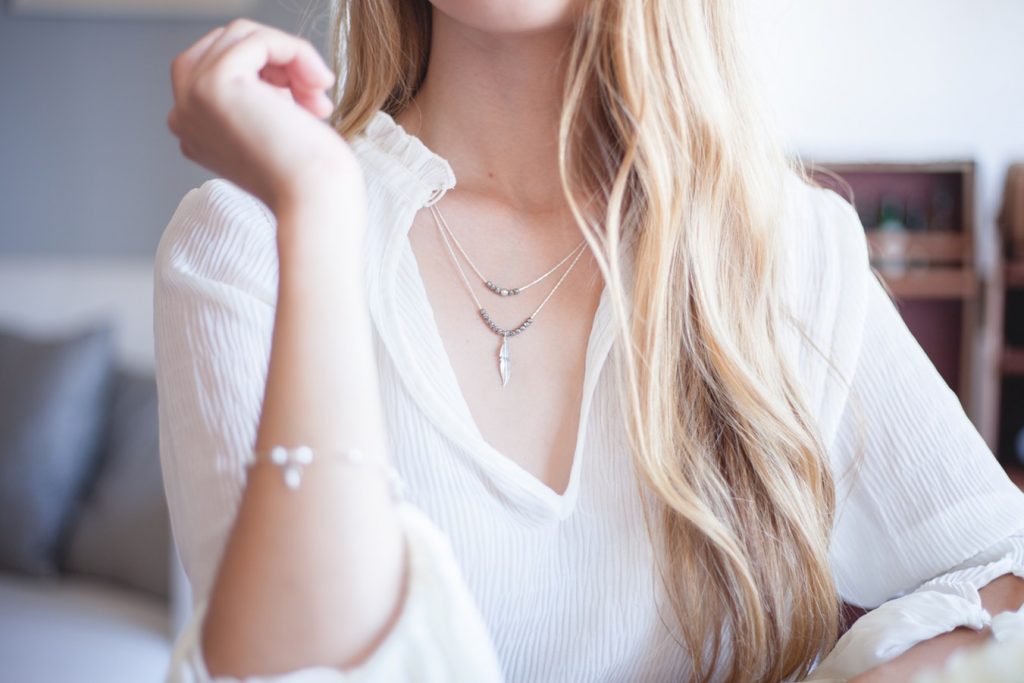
746 0 1024 445
747 0 1024 275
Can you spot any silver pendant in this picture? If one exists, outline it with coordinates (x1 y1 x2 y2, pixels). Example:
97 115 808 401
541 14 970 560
498 334 510 387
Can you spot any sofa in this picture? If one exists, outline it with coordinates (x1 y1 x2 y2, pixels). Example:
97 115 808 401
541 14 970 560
0 256 190 683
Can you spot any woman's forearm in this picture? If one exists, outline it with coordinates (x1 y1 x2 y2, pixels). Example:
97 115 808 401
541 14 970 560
848 573 1024 682
200 191 407 678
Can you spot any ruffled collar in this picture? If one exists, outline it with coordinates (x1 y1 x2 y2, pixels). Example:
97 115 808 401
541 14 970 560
351 107 639 253
350 109 457 208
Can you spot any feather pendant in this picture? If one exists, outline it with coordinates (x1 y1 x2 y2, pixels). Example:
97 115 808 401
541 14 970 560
498 335 510 387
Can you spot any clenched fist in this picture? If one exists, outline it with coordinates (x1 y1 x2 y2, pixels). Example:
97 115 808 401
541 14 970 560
167 18 364 219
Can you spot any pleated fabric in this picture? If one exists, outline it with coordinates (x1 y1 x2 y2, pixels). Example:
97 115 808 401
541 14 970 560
154 109 1024 683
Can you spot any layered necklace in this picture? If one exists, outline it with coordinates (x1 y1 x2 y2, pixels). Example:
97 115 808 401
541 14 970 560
428 201 589 387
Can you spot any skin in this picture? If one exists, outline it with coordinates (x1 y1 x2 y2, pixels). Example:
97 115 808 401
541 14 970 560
169 19 405 677
395 0 603 496
164 2 1024 679
848 574 1024 682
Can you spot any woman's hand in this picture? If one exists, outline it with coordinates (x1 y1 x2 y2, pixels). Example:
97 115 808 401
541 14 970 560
167 18 362 217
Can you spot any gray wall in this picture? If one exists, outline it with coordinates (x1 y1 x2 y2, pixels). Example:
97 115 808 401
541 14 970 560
0 1 328 256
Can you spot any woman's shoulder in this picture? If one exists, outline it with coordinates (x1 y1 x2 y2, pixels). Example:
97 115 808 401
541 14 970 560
344 110 458 213
776 167 871 321
778 168 870 287
154 178 279 306
775 168 874 424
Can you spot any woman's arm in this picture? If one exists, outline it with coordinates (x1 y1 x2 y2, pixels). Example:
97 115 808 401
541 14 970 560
794 186 1024 681
160 23 504 682
154 179 505 682
848 574 1024 682
198 189 408 677
163 19 406 677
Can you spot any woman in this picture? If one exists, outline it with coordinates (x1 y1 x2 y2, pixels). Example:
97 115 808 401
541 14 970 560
155 1 1024 681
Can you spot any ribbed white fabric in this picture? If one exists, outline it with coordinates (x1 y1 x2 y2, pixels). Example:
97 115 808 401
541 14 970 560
153 108 1024 683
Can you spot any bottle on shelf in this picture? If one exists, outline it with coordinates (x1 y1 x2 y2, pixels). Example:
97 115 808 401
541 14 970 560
876 194 907 275
905 201 928 231
928 188 956 232
857 199 879 230
878 194 907 231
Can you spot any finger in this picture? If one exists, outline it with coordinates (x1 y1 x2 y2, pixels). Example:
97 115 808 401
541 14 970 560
193 18 262 74
166 107 180 137
256 66 301 105
259 62 335 100
291 88 335 119
170 26 226 101
179 139 197 162
259 64 335 117
259 63 291 88
181 25 227 65
215 27 334 90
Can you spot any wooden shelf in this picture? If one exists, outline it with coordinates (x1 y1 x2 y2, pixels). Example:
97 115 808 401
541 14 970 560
874 267 979 300
867 231 971 265
1005 261 1024 288
805 160 990 445
1003 347 1024 376
809 160 975 175
1006 465 1024 491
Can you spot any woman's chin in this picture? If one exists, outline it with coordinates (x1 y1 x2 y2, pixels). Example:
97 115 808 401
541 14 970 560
429 0 582 36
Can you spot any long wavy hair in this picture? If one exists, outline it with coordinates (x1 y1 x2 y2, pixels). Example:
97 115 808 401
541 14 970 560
327 1 843 680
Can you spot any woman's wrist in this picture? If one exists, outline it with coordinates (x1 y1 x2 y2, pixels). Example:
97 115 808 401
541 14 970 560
269 147 365 216
273 190 368 307
273 171 367 256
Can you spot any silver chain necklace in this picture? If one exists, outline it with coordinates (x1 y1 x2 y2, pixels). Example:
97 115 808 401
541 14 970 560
430 202 588 297
428 202 588 387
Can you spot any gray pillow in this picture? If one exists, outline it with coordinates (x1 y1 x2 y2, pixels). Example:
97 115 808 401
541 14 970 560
0 323 115 576
61 369 170 600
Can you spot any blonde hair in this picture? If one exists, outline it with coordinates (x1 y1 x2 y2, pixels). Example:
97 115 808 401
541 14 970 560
328 1 842 680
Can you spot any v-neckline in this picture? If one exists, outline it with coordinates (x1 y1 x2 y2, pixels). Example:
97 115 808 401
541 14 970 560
405 220 614 517
355 109 627 521
391 200 614 520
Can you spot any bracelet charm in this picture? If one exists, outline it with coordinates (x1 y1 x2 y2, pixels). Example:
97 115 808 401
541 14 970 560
267 444 314 489
249 444 406 499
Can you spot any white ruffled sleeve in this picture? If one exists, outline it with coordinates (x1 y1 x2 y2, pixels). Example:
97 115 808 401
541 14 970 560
166 502 505 682
798 189 1024 681
154 179 504 683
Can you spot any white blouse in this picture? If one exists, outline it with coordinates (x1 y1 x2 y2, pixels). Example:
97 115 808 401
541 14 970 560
153 108 1024 682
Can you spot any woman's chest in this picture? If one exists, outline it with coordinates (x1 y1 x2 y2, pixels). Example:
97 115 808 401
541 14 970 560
404 207 608 497
371 337 692 681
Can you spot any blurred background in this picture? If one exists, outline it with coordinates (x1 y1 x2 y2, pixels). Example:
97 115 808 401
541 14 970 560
0 1 1021 681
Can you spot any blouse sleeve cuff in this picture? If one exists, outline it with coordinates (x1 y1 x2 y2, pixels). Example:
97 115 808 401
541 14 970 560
164 502 504 683
808 533 1024 681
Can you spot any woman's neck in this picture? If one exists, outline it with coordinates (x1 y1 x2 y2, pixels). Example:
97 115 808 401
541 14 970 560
394 8 577 217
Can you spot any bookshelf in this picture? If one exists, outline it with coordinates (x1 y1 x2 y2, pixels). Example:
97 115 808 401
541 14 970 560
804 161 995 446
995 163 1024 470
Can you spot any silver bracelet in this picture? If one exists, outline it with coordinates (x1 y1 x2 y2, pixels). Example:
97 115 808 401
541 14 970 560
248 445 407 500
